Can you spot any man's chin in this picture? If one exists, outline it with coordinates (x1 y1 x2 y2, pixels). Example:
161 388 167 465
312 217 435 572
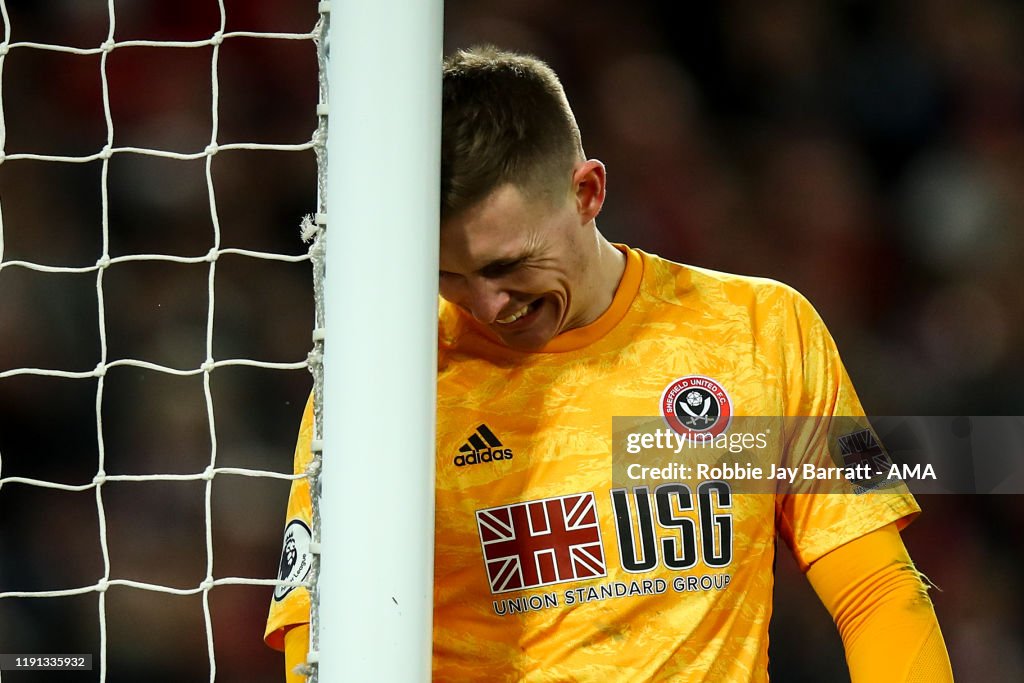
492 301 558 350
496 330 552 351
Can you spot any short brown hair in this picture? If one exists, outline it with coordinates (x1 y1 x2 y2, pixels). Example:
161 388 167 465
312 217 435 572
441 46 585 220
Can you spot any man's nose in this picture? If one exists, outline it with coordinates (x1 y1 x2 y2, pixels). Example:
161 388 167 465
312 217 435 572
441 276 510 324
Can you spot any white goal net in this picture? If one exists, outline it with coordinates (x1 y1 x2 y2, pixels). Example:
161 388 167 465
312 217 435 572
0 2 323 681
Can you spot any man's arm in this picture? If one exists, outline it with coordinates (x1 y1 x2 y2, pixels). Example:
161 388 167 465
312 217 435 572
266 393 315 679
806 523 953 682
284 624 310 683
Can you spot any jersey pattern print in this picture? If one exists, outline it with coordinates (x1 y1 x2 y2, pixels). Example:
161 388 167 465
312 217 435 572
431 247 918 682
267 247 920 682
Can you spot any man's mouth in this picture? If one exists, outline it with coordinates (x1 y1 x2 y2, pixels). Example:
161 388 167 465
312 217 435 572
496 300 540 325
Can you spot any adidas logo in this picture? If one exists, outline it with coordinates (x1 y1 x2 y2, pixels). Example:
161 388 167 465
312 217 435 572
454 424 513 467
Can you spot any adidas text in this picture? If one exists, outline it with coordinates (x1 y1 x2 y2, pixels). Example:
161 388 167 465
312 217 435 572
454 447 513 467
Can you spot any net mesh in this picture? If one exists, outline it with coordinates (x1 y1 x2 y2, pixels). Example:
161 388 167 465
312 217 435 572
0 1 323 680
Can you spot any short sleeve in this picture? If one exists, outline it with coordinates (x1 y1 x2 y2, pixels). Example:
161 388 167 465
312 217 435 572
775 291 920 571
265 392 316 650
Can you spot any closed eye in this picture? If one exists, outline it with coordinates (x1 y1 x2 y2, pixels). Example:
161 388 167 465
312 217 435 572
479 258 524 279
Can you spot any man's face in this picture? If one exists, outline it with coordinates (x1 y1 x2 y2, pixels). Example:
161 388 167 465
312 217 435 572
439 182 590 351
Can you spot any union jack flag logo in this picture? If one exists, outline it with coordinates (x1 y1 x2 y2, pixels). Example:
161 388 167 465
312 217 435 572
839 429 892 474
476 492 607 594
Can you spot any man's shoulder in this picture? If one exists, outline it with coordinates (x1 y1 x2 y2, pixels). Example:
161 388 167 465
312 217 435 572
635 248 809 313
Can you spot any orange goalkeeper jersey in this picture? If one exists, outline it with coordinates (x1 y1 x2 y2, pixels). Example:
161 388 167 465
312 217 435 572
266 246 919 682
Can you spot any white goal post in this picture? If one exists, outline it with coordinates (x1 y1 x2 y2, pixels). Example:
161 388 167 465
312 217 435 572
312 0 441 681
0 0 441 681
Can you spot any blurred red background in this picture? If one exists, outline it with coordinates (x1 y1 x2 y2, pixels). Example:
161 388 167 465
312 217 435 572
1 1 1021 680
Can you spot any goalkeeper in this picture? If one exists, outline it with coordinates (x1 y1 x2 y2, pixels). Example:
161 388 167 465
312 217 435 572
266 46 953 682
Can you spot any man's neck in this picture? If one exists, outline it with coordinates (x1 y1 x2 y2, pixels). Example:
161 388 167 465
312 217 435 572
577 233 627 328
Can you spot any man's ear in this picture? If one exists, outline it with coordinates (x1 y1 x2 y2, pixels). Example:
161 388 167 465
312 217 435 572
572 159 606 224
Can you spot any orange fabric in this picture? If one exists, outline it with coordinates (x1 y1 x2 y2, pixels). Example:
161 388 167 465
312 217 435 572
283 624 309 683
264 393 314 651
430 249 918 681
268 247 921 681
807 524 953 682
